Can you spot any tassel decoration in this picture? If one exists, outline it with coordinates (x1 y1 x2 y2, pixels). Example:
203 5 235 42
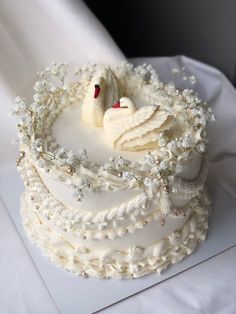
160 185 172 215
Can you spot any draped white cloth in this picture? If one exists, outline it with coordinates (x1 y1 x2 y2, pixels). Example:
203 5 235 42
0 0 235 313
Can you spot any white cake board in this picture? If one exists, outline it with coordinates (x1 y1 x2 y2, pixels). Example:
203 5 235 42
0 168 235 314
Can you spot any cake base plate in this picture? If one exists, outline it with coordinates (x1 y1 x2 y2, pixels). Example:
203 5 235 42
0 168 236 314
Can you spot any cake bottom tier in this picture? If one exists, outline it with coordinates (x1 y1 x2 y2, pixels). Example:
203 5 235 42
20 190 211 279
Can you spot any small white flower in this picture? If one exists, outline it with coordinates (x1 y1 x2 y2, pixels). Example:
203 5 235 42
15 96 22 103
37 159 49 169
33 80 48 93
179 102 188 109
198 143 206 153
34 105 45 117
144 153 156 165
181 134 194 148
182 89 193 97
103 161 115 171
192 108 199 116
172 68 179 74
14 97 28 113
210 114 216 122
55 147 67 159
78 178 89 189
66 150 78 165
144 177 153 187
34 138 44 152
167 140 177 151
108 156 115 162
117 156 130 167
144 177 160 191
33 93 43 103
165 82 176 95
122 171 134 181
159 160 169 170
72 188 83 201
78 148 88 161
158 135 168 147
150 166 160 175
189 75 196 84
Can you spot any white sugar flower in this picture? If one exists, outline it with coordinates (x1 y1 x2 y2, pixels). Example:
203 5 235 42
13 97 28 114
117 156 131 167
181 134 194 148
179 102 188 109
165 82 176 95
78 148 88 161
198 143 206 153
54 147 68 166
144 153 156 165
210 113 216 122
51 62 68 80
167 140 177 151
37 159 49 169
15 96 22 103
78 178 89 189
144 177 160 191
33 105 45 118
150 165 160 175
159 160 169 170
192 108 199 116
66 151 78 165
33 80 48 93
72 188 83 201
158 136 168 147
108 156 115 162
33 93 43 103
122 171 135 181
55 147 67 159
34 138 44 152
103 161 115 171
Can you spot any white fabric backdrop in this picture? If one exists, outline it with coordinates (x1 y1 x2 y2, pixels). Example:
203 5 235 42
0 0 235 313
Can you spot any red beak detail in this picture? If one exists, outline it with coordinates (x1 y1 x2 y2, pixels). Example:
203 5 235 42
112 101 120 108
94 84 100 98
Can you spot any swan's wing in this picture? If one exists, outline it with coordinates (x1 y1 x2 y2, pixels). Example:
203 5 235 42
116 110 174 146
104 105 158 134
103 105 159 145
117 115 175 151
116 131 158 151
104 68 119 108
117 130 159 151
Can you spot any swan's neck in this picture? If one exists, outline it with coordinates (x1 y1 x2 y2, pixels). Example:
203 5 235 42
82 89 105 127
127 103 136 114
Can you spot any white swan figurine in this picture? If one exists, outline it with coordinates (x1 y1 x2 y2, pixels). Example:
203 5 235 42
81 68 119 127
103 97 175 151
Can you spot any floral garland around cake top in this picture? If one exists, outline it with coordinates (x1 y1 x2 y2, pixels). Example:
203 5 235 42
11 62 215 204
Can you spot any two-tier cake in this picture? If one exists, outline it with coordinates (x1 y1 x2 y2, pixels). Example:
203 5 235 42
12 62 214 278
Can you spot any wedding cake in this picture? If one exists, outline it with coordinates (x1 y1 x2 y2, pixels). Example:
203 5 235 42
12 62 214 279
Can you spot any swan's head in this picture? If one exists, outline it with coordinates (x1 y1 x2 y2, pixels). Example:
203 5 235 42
92 76 106 99
112 97 136 113
81 73 106 127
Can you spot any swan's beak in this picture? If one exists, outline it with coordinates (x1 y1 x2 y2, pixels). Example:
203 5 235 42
112 101 120 108
94 84 101 98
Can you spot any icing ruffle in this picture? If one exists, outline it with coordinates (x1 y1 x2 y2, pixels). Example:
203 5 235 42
21 190 211 279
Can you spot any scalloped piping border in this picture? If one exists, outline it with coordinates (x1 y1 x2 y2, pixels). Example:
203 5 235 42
21 190 211 279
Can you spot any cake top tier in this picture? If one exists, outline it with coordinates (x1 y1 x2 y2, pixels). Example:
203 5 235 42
12 62 214 202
